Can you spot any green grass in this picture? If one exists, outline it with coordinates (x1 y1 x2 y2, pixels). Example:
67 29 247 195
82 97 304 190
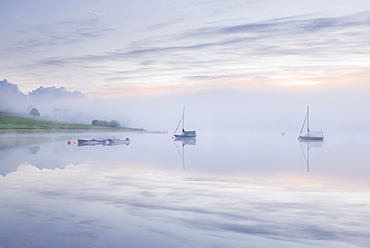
0 112 132 134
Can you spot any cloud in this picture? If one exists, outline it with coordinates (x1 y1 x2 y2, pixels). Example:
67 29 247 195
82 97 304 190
6 9 370 96
145 18 185 31
6 18 114 52
187 11 370 36
0 79 27 98
0 81 92 122
32 11 370 67
28 86 86 100
0 79 28 113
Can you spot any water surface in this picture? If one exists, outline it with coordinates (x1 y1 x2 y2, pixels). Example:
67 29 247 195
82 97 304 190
0 131 369 248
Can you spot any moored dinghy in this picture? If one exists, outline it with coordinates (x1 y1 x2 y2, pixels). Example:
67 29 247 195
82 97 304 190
77 139 107 146
106 138 130 146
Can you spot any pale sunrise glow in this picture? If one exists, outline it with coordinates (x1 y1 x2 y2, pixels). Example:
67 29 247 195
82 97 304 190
1 0 370 96
283 81 322 86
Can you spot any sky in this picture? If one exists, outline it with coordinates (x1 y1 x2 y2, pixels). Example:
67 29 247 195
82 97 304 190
1 0 370 95
1 0 370 132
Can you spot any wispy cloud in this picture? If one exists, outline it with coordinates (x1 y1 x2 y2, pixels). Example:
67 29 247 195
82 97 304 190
6 18 114 52
5 9 370 94
31 11 370 64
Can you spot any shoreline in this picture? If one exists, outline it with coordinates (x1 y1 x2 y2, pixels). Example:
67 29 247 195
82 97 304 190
0 127 137 134
0 128 168 134
1 113 167 134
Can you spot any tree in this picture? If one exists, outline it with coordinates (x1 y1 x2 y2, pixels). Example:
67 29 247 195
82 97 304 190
91 119 121 127
109 120 120 127
30 107 40 117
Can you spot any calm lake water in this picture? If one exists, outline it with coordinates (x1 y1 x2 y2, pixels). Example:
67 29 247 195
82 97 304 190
0 131 370 248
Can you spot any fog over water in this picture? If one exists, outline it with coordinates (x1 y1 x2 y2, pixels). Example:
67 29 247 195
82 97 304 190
2 78 370 247
2 77 370 136
0 127 370 247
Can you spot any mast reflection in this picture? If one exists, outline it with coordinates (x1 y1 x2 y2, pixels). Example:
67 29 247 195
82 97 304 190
299 140 323 172
173 137 196 169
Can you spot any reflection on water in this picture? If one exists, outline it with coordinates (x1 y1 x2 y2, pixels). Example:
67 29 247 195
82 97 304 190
77 138 131 147
174 136 196 169
299 140 324 172
29 145 40 155
174 136 197 146
1 132 370 248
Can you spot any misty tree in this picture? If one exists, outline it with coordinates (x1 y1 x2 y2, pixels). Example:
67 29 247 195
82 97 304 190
91 119 98 126
53 108 62 119
91 119 109 126
109 120 120 127
91 119 120 127
30 107 40 117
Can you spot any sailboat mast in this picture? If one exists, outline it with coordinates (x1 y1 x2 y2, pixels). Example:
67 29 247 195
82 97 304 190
182 106 185 131
299 108 307 136
173 107 185 135
306 106 310 133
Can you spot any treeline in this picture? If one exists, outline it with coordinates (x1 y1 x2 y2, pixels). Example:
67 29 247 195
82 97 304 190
91 119 120 127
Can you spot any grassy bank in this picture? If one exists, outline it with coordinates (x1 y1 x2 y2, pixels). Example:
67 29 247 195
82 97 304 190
0 112 134 134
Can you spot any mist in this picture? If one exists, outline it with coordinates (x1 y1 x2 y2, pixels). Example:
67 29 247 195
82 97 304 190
68 85 370 137
3 82 370 248
2 78 370 137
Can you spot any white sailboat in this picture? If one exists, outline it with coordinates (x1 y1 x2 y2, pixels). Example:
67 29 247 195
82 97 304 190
298 106 324 140
173 107 197 138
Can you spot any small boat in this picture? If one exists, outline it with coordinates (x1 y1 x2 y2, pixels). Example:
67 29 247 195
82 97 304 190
77 139 107 146
106 138 130 146
173 107 196 138
298 106 324 140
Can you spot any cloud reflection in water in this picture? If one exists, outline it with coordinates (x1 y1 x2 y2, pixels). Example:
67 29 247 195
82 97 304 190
1 162 369 248
0 132 370 247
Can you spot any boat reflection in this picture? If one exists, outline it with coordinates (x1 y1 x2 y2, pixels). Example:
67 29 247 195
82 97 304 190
299 139 323 172
78 139 106 147
174 137 197 146
106 138 130 146
77 138 130 147
173 137 196 169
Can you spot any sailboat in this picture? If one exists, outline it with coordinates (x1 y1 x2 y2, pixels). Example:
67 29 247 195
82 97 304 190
298 106 324 140
173 107 197 138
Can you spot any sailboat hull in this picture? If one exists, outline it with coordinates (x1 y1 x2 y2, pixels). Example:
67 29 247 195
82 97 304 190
298 136 324 140
174 131 197 138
